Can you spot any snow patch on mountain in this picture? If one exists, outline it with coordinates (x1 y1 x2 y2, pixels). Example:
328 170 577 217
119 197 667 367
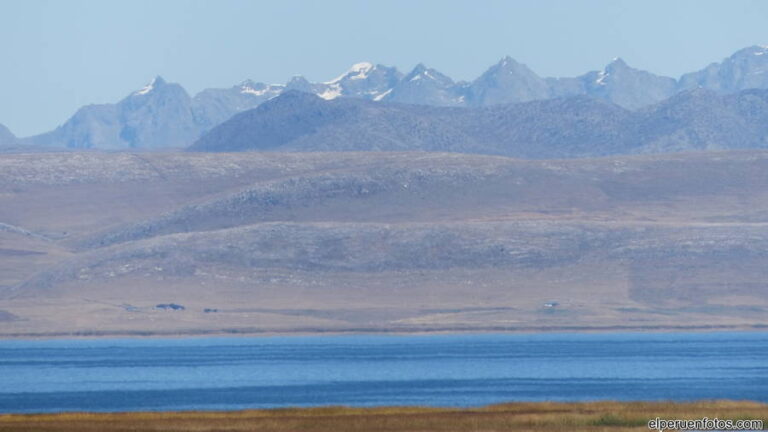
373 88 393 101
240 82 283 97
135 77 163 96
596 70 608 85
18 46 768 150
325 62 374 84
317 84 343 100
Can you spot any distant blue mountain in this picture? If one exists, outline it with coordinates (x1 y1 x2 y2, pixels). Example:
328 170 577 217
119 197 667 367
0 123 15 146
10 45 768 150
190 87 768 158
679 45 768 93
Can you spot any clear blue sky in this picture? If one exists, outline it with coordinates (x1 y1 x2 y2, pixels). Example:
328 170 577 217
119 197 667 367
1 0 767 136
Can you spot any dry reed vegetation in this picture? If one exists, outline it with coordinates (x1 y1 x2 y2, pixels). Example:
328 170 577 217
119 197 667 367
0 400 765 432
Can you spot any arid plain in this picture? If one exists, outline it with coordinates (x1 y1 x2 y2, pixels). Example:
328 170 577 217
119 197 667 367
2 150 768 337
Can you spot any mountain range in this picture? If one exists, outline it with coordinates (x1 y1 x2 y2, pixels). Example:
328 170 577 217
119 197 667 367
6 45 768 152
191 87 768 158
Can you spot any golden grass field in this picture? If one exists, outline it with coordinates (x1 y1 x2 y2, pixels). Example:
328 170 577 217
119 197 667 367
0 400 765 432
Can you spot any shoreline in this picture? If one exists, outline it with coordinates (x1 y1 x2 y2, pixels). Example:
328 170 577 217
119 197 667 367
1 401 765 432
1 323 767 340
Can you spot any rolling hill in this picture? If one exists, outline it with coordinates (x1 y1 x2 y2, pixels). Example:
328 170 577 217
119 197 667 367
2 150 768 336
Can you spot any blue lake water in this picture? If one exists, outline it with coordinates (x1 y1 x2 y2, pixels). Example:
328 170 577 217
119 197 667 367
0 332 766 413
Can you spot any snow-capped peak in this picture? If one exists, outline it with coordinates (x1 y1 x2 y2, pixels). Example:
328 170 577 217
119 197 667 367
407 64 439 82
731 45 768 58
498 56 516 67
325 62 375 84
239 81 284 97
135 76 165 96
239 79 258 89
608 57 628 67
349 62 374 73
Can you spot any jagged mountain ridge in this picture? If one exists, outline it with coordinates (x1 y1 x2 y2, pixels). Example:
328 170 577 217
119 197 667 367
191 87 768 158
8 45 768 150
679 45 768 93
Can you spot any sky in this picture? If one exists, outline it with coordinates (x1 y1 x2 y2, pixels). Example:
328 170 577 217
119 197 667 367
1 0 767 136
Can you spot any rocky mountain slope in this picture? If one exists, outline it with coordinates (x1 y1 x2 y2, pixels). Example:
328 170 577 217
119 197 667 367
9 45 768 151
0 124 16 147
25 77 203 150
190 88 768 158
679 45 768 93
2 151 768 336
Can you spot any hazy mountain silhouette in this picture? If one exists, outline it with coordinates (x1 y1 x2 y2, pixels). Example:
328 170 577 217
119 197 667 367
191 88 768 158
11 45 768 151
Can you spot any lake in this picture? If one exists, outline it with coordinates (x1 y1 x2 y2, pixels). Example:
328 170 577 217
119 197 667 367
0 332 766 413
